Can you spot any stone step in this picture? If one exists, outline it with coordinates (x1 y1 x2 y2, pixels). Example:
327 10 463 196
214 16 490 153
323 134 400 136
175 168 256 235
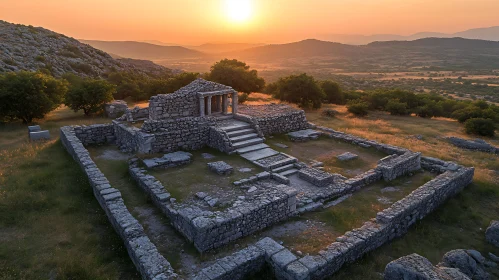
236 143 269 154
227 128 255 137
230 133 259 143
222 124 252 132
279 168 299 177
268 156 298 171
241 148 279 161
232 138 264 149
272 164 296 173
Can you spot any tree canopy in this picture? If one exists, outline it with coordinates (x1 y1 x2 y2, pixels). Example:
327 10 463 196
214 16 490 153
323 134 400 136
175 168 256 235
0 71 68 123
267 73 324 109
206 59 265 94
65 79 115 116
320 80 344 104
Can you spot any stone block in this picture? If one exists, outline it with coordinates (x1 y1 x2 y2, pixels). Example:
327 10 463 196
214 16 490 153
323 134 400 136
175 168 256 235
207 161 234 175
486 220 499 247
29 130 50 141
28 125 41 133
337 152 358 161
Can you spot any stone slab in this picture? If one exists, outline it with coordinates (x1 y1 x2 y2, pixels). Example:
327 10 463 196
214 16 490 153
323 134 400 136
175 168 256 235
287 129 321 142
337 152 358 161
29 130 50 141
28 125 41 132
142 151 192 169
241 148 279 161
236 143 269 154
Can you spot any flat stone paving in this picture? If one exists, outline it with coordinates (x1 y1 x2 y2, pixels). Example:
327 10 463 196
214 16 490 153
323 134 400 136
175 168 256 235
240 148 279 161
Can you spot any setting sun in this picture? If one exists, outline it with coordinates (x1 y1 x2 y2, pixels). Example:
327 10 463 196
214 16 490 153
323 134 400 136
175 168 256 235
225 0 252 22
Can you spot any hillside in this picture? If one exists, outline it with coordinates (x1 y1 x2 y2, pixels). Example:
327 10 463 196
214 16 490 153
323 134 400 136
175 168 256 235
80 40 204 60
230 38 499 71
190 43 264 54
0 21 170 77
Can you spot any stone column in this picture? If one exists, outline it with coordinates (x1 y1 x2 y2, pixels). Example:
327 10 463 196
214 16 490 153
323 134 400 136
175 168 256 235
222 94 228 114
232 92 238 114
199 97 205 117
217 95 222 112
207 96 212 115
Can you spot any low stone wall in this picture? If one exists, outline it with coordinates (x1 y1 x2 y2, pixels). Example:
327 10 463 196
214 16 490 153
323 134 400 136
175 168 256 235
142 117 211 153
60 126 176 280
73 123 115 145
233 113 265 138
113 121 155 154
344 168 383 188
201 165 474 280
298 167 336 187
207 126 234 154
239 105 310 136
128 161 298 252
377 152 421 181
447 136 499 154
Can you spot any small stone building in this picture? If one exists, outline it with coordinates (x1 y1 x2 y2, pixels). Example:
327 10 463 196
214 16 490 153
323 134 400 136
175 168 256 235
149 78 239 120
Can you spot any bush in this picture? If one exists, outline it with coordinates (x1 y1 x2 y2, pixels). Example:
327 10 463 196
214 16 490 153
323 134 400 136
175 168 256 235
65 79 115 115
0 71 68 123
238 93 249 104
464 118 495 137
347 101 369 116
320 80 344 104
385 100 408 115
321 108 338 117
271 73 324 109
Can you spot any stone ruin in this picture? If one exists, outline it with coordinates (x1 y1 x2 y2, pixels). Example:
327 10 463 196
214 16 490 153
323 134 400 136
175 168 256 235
59 79 478 280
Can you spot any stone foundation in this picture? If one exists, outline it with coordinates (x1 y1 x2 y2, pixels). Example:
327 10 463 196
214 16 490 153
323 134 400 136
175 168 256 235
377 152 421 181
60 126 176 280
128 161 299 252
74 123 115 145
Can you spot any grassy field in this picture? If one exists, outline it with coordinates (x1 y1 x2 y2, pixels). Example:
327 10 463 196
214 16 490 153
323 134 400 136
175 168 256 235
0 101 498 279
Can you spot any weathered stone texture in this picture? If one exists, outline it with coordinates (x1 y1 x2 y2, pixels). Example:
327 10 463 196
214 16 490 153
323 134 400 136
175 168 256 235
105 100 128 118
447 136 499 154
377 152 421 181
238 104 310 136
59 126 176 280
149 78 234 120
73 123 115 145
486 220 499 247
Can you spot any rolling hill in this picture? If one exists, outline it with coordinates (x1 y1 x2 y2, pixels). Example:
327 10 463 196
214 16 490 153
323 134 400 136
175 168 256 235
80 40 204 60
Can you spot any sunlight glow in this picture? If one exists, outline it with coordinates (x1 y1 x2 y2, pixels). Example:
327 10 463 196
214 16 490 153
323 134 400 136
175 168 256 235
225 0 252 22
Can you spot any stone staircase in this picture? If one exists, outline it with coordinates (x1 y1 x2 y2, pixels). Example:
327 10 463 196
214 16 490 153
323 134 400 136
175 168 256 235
217 119 299 177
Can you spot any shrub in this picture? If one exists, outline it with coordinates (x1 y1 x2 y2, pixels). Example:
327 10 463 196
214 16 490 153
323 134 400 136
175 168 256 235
65 79 115 116
347 101 369 116
321 108 338 118
0 71 68 123
385 100 408 115
238 93 249 104
271 73 324 109
464 118 495 137
320 80 344 104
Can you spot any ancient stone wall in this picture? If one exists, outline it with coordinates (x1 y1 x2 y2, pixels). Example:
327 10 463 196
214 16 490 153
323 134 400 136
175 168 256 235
142 117 211 153
377 152 421 181
128 161 298 252
112 121 155 154
199 166 474 280
238 104 310 136
148 78 234 120
73 123 115 145
207 126 234 154
59 126 176 280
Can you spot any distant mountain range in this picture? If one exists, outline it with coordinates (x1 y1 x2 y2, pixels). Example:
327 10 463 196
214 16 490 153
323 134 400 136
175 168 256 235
322 26 499 45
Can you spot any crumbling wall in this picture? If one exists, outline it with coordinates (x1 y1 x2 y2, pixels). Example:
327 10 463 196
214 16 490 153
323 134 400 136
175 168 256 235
60 126 176 280
128 160 298 252
73 124 115 145
207 126 234 154
142 117 211 153
377 152 421 181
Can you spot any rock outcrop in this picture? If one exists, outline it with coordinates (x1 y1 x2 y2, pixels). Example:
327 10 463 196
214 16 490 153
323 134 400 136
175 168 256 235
385 250 492 280
486 220 499 247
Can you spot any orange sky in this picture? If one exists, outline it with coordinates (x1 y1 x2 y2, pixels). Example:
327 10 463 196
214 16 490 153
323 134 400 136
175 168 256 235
1 0 499 45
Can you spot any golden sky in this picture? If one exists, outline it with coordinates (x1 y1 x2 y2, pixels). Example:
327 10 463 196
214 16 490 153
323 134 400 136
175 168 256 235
1 0 499 45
